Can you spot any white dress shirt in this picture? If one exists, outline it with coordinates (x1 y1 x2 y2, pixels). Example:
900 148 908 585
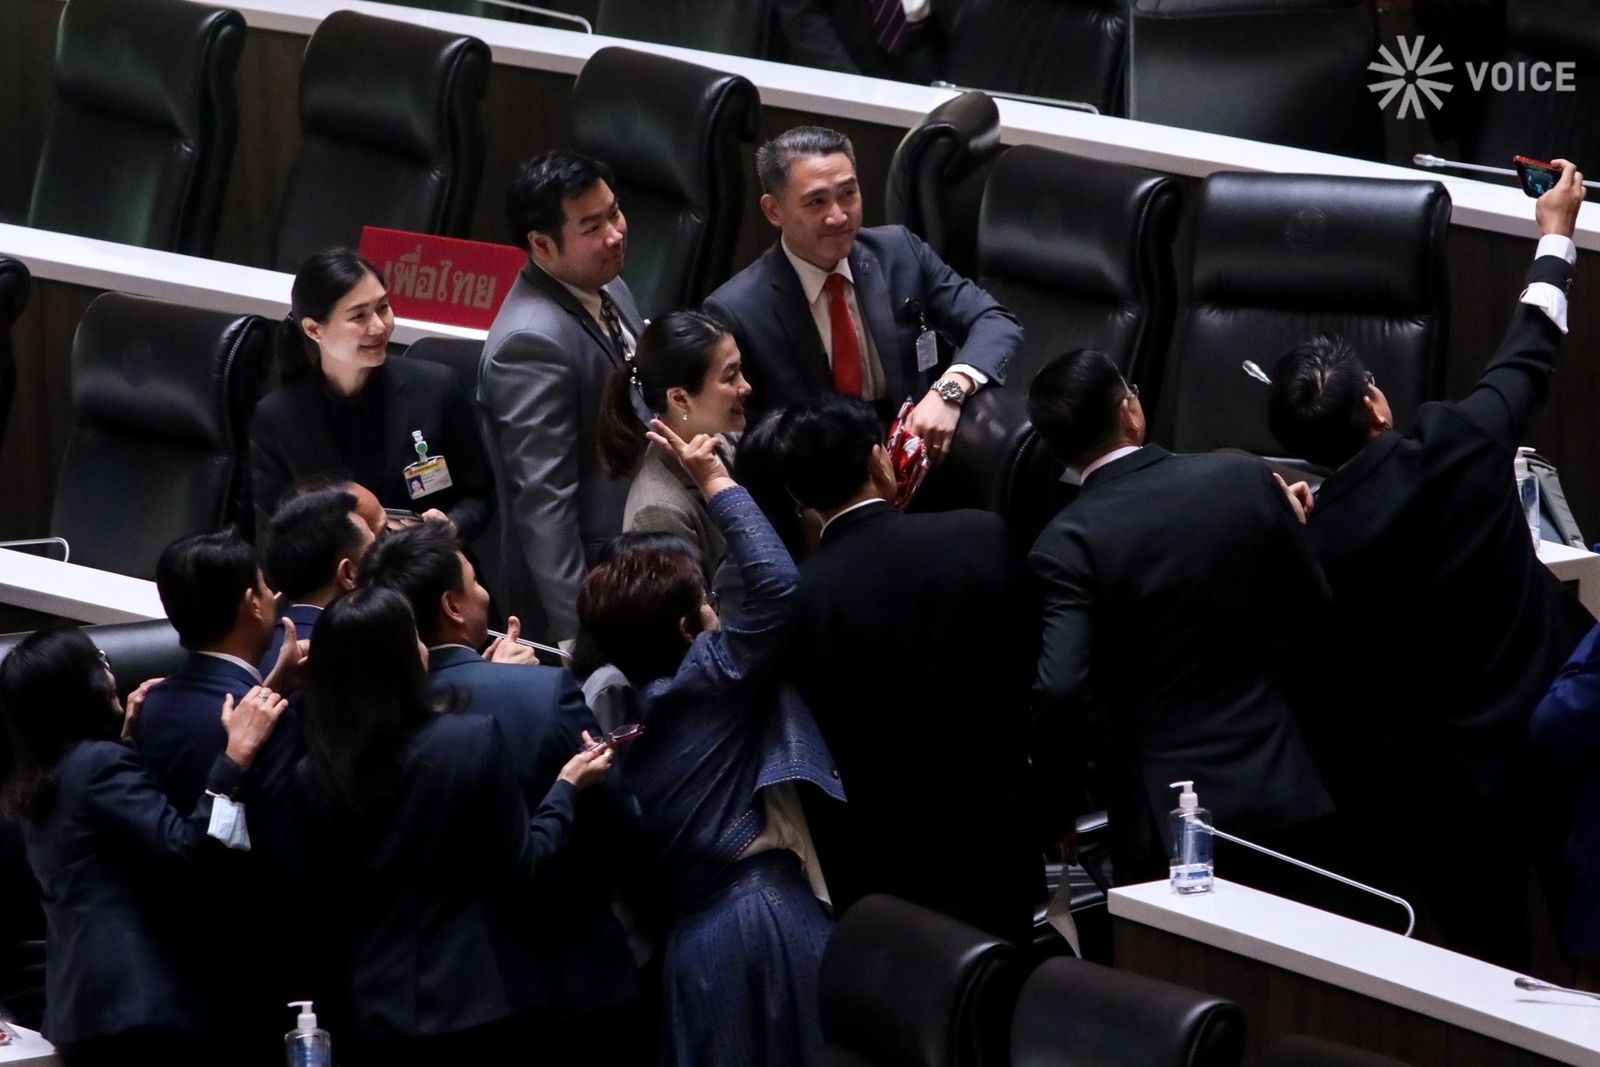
1521 233 1578 334
1061 444 1142 487
197 651 263 684
542 266 636 358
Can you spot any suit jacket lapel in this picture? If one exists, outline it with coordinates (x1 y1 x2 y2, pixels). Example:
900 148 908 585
379 362 414 482
604 279 646 339
850 243 905 401
524 264 620 368
766 243 833 395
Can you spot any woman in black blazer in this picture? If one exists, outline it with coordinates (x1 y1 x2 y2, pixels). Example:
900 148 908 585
250 248 493 541
296 587 611 1066
0 628 285 1067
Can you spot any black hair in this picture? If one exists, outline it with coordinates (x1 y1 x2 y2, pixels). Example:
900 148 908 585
735 408 813 561
756 126 857 196
1267 334 1374 470
264 488 365 601
356 522 466 647
0 628 120 823
771 395 882 512
506 150 617 252
155 532 260 651
301 586 433 826
278 247 384 381
1027 349 1136 468
598 310 730 478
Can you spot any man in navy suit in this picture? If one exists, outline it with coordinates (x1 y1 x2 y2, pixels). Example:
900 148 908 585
704 125 1023 462
134 531 302 1067
258 482 380 673
359 524 641 1052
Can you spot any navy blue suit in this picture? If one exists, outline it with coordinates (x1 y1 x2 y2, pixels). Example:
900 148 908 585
23 743 242 1047
426 647 638 1015
259 602 322 678
704 226 1022 417
1533 623 1600 960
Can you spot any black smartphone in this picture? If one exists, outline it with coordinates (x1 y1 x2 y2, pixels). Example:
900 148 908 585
1514 155 1562 198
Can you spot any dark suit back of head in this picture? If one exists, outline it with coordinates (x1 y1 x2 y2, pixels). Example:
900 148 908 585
357 523 464 647
155 532 258 650
1028 349 1137 467
771 395 882 511
264 487 363 602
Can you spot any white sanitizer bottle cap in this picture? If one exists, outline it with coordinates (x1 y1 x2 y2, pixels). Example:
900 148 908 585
289 1000 317 1031
1170 780 1198 810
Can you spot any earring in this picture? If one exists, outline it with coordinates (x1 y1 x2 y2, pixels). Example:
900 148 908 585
682 414 690 422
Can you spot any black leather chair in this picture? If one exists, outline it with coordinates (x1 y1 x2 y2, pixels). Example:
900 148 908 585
1164 174 1452 467
26 0 244 256
885 92 1004 282
571 47 760 318
933 145 1180 542
819 894 1022 1067
1262 1036 1416 1067
1461 0 1600 174
48 294 271 579
0 259 28 452
272 11 491 272
1011 957 1246 1067
1128 0 1383 160
594 0 772 58
0 619 186 701
943 0 1129 116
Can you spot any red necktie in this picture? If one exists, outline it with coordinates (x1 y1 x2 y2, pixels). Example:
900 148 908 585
824 272 863 397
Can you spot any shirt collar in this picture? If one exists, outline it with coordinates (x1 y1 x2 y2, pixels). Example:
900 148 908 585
820 497 890 538
536 263 605 321
781 237 853 304
196 651 263 684
1062 444 1143 486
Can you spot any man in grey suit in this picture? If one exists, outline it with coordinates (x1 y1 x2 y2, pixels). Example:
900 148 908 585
480 151 646 644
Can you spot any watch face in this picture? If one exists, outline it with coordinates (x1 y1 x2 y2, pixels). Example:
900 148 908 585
937 380 965 403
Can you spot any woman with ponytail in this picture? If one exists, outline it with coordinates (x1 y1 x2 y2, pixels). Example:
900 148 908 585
249 248 493 543
598 309 752 617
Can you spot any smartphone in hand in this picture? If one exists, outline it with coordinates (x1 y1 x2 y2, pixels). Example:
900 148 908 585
1515 156 1562 198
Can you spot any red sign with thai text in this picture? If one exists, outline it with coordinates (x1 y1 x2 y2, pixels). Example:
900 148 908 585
358 226 526 331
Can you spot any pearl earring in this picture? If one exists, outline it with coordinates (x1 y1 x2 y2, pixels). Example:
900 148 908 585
683 413 690 422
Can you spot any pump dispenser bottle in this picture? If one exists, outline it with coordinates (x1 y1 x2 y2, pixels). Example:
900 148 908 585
285 1000 332 1067
1169 780 1214 894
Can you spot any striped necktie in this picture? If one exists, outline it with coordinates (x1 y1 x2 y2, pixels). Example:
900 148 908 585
870 0 910 55
599 291 628 361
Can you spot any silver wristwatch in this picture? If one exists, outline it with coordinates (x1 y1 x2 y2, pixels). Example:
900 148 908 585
933 377 968 406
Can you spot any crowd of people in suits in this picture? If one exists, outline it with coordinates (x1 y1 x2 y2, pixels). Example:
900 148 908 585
0 123 1596 1065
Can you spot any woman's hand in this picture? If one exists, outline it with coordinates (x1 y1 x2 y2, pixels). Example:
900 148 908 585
220 686 288 769
120 677 164 740
420 508 452 526
558 732 615 790
646 419 735 499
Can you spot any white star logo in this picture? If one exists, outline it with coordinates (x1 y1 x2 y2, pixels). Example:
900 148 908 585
1368 35 1454 119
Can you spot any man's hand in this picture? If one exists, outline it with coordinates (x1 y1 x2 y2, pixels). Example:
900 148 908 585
419 508 452 526
120 677 164 740
1537 158 1586 238
1274 472 1314 524
484 615 540 665
905 388 962 466
262 617 308 694
647 418 735 499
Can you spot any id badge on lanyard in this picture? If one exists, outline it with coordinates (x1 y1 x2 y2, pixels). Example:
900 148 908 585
403 430 452 501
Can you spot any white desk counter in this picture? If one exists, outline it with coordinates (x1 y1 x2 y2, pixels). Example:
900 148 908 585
0 1026 59 1065
0 550 164 625
1111 878 1600 1066
1540 540 1600 619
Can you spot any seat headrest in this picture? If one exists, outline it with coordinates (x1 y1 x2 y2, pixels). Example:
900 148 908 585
820 895 1020 1065
0 259 29 325
298 11 489 160
573 47 759 204
1135 0 1363 14
1509 0 1600 61
891 91 1001 190
979 144 1178 296
1012 957 1246 1066
54 0 243 137
1192 173 1450 313
70 292 265 447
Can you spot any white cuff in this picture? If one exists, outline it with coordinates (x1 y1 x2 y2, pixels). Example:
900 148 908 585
1535 234 1578 265
1520 282 1570 334
902 0 933 21
944 363 988 389
206 794 252 851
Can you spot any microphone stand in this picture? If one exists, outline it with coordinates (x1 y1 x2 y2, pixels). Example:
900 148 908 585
1412 153 1600 191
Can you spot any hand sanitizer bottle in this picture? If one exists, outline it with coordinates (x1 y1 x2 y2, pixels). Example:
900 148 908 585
285 1000 331 1067
1169 780 1214 895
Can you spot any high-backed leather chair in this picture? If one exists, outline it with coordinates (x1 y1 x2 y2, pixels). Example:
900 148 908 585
819 895 1022 1067
1128 0 1383 160
1011 957 1246 1067
594 0 772 57
49 294 271 579
27 0 245 256
1164 174 1451 465
0 259 29 452
885 92 1004 281
272 11 491 272
1461 0 1600 174
0 620 185 702
943 0 1129 116
1262 1036 1416 1067
572 47 759 318
934 145 1180 540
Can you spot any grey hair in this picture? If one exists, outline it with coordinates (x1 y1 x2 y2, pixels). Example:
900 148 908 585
756 126 857 195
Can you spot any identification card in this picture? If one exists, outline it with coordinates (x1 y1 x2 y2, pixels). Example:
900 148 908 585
403 455 453 500
915 329 938 372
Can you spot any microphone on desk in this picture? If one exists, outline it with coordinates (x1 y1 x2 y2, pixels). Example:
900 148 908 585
1412 153 1600 190
1512 975 1600 1002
